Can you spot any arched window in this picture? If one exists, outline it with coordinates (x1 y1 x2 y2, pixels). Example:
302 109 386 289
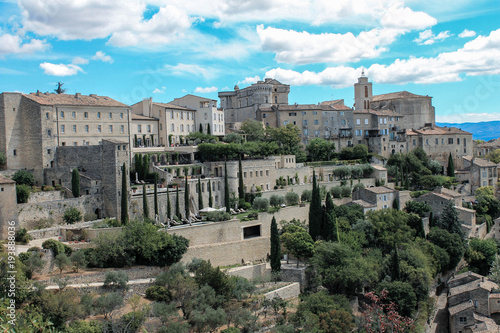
364 86 368 98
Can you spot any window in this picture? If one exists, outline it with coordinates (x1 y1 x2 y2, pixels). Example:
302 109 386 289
250 171 253 177
73 125 77 133
138 125 142 133
109 125 113 133
356 130 362 136
13 149 16 156
147 125 151 133
448 138 453 144
303 120 308 125
459 317 467 324
380 118 383 124
275 96 278 103
314 120 319 125
120 125 124 133
364 119 369 125
171 110 174 119
413 139 416 146
289 112 297 116
457 138 460 144
342 119 346 125
340 111 345 116
73 142 77 146
435 138 439 145
109 112 112 119
159 124 162 130
244 172 247 178
98 125 101 133
314 130 320 137
284 120 289 125
313 111 317 115
180 124 184 132
171 123 174 132
180 112 183 120
46 112 50 119
426 139 429 145
47 129 52 136
61 125 65 133
60 111 64 118
120 113 124 119
442 139 444 144
85 125 89 133
356 119 361 125
84 112 88 118
364 86 368 98
97 112 101 119
303 129 308 136
266 170 269 176
72 111 76 118
263 113 268 118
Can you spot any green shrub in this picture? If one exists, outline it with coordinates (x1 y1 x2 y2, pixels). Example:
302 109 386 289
119 310 147 333
63 207 82 224
205 211 232 221
253 197 269 212
16 184 31 203
145 285 172 302
285 192 299 205
270 195 285 207
42 239 65 256
84 212 98 221
340 186 352 198
301 189 312 202
353 183 365 192
329 186 342 198
12 170 35 186
15 228 31 245
240 202 252 210
104 271 129 290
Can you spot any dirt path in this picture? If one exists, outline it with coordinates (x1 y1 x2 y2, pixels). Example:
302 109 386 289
430 287 448 333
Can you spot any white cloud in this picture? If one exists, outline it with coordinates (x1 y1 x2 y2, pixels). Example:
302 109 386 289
379 5 436 30
414 29 451 45
153 87 166 93
163 63 217 80
91 51 113 63
0 32 48 55
194 86 218 93
238 76 261 85
0 67 26 75
40 62 84 76
264 29 500 87
459 29 476 38
258 25 401 64
436 113 500 123
72 56 89 65
18 0 191 47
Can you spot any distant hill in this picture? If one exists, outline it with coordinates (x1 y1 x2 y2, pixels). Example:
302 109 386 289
436 121 500 141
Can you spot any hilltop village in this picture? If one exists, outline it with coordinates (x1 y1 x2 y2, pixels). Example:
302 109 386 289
2 75 500 332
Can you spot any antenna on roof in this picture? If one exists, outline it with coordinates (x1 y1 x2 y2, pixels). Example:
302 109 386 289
361 68 366 77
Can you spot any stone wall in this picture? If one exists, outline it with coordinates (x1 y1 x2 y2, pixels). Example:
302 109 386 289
264 282 300 300
227 263 269 280
27 219 108 240
167 205 310 267
27 191 65 203
18 195 101 230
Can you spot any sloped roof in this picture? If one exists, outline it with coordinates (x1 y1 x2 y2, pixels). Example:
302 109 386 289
23 92 128 107
463 156 498 167
349 199 376 208
407 126 472 136
364 186 395 194
372 91 430 101
318 99 352 111
153 102 195 111
0 175 15 184
449 300 474 316
131 114 158 121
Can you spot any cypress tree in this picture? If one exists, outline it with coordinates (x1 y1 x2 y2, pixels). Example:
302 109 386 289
418 218 426 239
135 154 142 180
391 246 400 281
198 177 204 210
309 170 321 240
238 155 245 201
184 175 190 219
199 123 203 133
224 161 230 213
71 168 80 197
175 186 180 218
142 184 149 219
121 163 128 225
392 198 400 210
207 123 211 135
167 186 172 219
154 173 158 217
208 180 213 207
270 216 281 273
323 193 337 241
447 152 455 177
428 211 434 229
142 154 149 181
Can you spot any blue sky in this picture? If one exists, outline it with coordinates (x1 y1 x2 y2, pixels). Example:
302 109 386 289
1 0 499 123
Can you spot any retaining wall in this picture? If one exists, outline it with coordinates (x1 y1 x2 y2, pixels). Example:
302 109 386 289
264 282 301 300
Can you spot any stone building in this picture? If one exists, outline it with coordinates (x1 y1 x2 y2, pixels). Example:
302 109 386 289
0 92 131 183
406 126 472 169
461 156 498 194
219 78 290 131
474 138 500 157
352 186 398 211
447 272 500 333
0 175 17 239
256 101 353 149
131 114 159 147
131 98 196 146
44 139 130 219
170 94 225 136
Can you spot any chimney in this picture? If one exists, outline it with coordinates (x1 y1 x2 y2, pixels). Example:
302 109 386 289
36 90 41 96
75 93 81 98
89 94 97 97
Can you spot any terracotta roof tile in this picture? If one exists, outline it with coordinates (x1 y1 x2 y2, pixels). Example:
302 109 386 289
0 175 15 184
23 92 128 107
372 91 430 101
448 300 474 316
153 102 195 111
131 114 158 121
